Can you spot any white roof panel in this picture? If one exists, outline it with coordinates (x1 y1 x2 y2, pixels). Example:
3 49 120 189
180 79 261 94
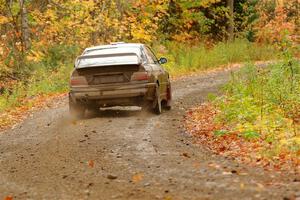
76 43 144 68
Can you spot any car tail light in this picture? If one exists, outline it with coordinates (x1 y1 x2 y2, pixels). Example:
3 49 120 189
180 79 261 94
131 72 149 81
70 76 88 86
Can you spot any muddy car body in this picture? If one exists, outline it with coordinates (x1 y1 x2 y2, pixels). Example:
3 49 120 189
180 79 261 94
69 42 172 117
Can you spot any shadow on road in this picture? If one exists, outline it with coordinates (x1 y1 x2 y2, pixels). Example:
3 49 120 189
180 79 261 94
84 106 145 119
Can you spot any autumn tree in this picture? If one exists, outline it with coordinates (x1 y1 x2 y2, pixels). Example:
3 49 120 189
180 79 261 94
227 0 234 41
0 0 31 78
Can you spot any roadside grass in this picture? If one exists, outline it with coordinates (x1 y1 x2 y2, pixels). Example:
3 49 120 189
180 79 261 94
210 58 300 162
155 39 280 76
0 64 72 112
0 44 78 114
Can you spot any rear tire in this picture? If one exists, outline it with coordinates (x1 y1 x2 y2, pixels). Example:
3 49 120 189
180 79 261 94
161 100 171 111
69 96 85 119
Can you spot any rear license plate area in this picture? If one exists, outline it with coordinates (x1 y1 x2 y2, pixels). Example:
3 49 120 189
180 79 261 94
93 74 124 84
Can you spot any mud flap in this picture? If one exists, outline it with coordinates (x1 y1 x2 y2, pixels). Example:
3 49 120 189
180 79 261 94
153 84 162 114
166 82 172 110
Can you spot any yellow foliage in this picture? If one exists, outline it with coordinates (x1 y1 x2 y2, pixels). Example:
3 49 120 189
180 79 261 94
26 50 44 62
172 32 194 42
200 0 222 8
0 15 9 24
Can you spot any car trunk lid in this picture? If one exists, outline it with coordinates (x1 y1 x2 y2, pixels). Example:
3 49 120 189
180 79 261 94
75 65 144 85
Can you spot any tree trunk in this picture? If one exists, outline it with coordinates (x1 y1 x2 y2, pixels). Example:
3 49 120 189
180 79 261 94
227 0 234 41
19 0 30 50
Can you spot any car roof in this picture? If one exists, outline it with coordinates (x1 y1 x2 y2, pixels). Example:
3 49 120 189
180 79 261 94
83 43 145 55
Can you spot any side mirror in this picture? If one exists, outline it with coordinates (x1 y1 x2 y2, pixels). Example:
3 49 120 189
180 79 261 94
158 57 168 65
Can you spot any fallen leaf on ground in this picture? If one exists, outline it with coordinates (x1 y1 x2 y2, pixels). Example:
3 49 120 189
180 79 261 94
208 163 221 169
107 174 118 180
132 173 144 183
193 162 201 168
88 160 94 168
222 171 232 175
182 152 190 158
164 196 173 200
240 183 245 189
256 183 265 189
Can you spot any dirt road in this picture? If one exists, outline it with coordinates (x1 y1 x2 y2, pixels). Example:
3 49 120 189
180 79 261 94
0 69 299 200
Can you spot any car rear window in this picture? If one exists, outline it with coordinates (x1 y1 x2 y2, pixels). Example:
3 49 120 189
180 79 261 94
76 47 142 68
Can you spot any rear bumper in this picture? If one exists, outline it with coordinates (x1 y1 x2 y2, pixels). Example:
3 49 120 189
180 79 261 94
70 82 155 101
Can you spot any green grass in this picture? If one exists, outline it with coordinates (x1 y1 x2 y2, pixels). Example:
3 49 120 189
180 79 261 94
154 39 280 75
213 57 300 155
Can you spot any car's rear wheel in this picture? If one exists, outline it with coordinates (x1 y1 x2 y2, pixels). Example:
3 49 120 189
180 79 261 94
69 96 85 119
153 84 162 115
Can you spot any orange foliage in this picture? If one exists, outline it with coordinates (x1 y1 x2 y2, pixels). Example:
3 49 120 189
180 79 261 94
255 1 299 47
88 160 95 168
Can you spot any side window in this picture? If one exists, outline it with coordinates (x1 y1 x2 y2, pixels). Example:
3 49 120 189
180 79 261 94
144 47 158 64
140 48 148 63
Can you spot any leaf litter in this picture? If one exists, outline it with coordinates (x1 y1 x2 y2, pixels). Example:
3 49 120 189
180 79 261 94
184 103 300 174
